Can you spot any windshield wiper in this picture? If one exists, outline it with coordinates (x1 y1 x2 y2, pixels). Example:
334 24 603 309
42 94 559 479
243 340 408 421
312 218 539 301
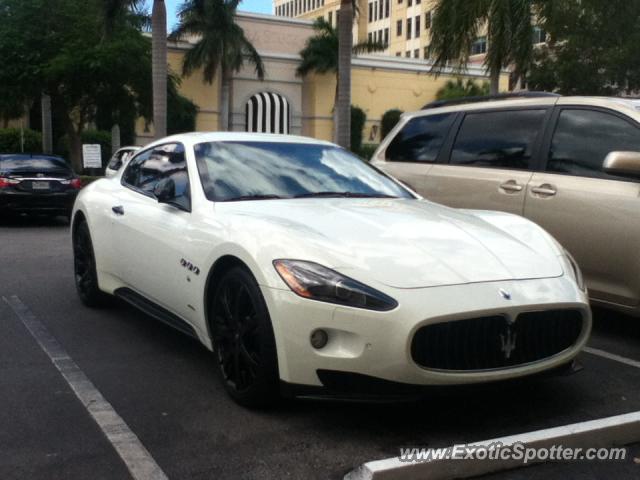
293 191 398 199
221 194 284 202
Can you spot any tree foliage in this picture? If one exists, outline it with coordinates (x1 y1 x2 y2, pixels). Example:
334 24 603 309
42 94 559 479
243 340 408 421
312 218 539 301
0 128 42 154
529 0 640 95
172 0 265 83
0 0 153 171
430 0 534 93
436 78 490 100
350 105 366 154
297 18 386 77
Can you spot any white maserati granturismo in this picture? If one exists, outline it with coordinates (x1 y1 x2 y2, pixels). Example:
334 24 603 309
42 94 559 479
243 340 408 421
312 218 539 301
72 133 591 407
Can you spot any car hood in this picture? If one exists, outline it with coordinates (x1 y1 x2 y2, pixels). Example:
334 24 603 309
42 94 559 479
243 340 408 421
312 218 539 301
217 198 564 289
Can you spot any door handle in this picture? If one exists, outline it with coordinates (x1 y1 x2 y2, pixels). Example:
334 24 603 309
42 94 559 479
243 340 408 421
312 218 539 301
530 184 557 197
499 180 523 193
112 205 125 215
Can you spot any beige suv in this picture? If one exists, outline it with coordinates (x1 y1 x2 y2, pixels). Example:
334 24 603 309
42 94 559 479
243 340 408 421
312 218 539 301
372 95 640 316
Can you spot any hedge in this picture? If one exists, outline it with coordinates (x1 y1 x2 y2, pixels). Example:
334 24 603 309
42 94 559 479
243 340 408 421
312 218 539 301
0 128 42 154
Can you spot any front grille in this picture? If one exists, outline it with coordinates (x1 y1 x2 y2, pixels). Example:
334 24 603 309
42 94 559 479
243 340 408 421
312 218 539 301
411 309 584 371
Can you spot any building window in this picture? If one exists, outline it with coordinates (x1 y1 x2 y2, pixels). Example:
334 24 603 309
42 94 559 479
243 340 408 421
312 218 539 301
384 28 389 45
405 51 410 57
406 18 411 39
471 36 487 55
414 49 419 58
368 32 373 43
328 10 333 25
385 0 390 18
396 52 401 57
246 92 290 134
396 19 402 36
424 45 432 59
368 3 373 22
408 0 412 6
378 0 383 19
416 0 421 3
425 10 431 29
415 15 420 37
532 26 547 44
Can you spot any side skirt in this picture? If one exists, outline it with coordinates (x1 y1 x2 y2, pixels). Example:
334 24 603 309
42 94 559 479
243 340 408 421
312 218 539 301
114 287 198 339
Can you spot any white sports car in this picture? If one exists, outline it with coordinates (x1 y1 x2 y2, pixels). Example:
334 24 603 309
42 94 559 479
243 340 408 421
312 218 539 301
72 133 591 406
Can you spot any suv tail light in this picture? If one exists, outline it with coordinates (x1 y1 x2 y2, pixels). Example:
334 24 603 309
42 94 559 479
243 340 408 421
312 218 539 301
70 178 82 189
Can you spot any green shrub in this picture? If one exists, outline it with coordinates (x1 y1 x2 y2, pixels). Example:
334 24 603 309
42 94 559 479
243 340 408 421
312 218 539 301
435 78 490 101
0 128 42 153
358 143 379 161
381 109 403 140
350 105 366 154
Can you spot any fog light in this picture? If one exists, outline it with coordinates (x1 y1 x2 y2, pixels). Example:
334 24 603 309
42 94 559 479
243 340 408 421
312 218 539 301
310 329 328 349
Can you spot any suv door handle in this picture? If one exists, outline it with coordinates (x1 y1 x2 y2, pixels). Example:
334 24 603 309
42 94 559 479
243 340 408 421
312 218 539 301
530 184 557 197
499 180 524 193
112 205 125 215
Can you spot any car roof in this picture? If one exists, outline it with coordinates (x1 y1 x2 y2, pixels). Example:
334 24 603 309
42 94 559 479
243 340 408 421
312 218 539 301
142 132 335 150
0 154 66 162
404 95 640 120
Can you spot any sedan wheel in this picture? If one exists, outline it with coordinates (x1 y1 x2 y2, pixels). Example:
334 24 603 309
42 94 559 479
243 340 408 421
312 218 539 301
73 220 109 307
211 267 279 407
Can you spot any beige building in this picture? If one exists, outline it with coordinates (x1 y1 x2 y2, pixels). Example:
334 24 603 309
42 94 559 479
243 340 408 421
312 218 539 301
136 11 507 146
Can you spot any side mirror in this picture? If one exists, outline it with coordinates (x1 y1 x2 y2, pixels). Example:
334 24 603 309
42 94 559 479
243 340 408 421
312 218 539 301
603 151 640 177
153 178 176 204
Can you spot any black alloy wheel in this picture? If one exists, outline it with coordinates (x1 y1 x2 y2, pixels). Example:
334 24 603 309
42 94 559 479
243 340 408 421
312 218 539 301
211 266 279 407
73 220 109 307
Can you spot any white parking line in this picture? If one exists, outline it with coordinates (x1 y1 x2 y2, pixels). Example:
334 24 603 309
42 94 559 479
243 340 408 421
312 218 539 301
584 346 640 369
3 295 169 480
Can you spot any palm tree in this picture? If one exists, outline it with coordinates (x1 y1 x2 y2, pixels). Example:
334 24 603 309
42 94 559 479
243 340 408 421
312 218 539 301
336 0 353 149
152 0 168 139
429 0 534 94
436 78 490 100
172 0 265 131
297 18 386 146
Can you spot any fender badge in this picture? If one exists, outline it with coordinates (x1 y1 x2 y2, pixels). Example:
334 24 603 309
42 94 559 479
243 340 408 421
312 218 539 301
499 288 512 300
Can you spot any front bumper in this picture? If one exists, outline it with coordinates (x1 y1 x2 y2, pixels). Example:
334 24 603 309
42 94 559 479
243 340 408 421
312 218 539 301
261 275 591 391
0 191 77 214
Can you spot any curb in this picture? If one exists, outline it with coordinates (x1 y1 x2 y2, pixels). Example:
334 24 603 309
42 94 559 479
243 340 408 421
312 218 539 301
344 410 640 480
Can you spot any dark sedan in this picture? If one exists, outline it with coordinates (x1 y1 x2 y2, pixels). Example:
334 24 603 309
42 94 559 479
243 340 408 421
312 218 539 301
0 154 81 219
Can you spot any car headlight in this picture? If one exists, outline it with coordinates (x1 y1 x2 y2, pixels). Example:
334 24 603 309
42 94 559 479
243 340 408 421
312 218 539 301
273 259 398 311
563 251 586 292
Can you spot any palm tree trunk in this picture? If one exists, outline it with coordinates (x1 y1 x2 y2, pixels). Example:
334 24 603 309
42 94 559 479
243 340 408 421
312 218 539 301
220 68 231 131
152 0 167 139
490 68 500 95
336 0 353 149
41 93 53 154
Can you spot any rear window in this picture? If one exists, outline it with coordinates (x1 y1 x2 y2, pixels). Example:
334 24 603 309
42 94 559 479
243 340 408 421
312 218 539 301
385 113 456 162
0 156 71 173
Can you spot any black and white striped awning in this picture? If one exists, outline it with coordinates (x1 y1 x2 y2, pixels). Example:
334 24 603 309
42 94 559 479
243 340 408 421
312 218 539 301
245 92 290 134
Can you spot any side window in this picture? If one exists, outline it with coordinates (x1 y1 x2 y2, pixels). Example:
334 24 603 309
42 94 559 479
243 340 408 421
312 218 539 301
450 109 546 169
548 109 640 180
107 150 126 171
122 144 191 207
385 113 456 162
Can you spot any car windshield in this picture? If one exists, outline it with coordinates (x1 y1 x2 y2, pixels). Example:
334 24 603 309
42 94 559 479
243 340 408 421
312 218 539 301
0 155 71 174
193 141 413 202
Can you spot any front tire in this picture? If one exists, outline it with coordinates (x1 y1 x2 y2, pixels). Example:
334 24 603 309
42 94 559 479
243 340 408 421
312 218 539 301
210 266 280 408
73 220 110 307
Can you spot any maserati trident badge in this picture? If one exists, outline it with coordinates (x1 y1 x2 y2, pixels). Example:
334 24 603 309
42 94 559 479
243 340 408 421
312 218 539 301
500 328 517 360
499 288 512 300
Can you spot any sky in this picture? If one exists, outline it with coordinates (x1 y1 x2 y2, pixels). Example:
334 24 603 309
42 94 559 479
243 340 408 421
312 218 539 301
164 0 273 27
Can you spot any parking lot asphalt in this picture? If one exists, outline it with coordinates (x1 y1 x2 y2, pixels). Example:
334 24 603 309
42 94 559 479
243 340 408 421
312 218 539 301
1 216 640 480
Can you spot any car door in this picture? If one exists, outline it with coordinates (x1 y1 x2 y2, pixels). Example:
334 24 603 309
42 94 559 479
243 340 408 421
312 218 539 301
422 108 549 215
111 143 196 319
524 106 640 308
372 112 458 191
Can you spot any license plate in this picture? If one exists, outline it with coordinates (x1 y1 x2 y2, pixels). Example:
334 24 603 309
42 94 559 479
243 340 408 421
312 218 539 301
31 181 50 190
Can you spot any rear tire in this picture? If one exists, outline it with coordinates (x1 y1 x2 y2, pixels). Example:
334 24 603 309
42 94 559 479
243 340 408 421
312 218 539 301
73 220 110 307
210 266 280 408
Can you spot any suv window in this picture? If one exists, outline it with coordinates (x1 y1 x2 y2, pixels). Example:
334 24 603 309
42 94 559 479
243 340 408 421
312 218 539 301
450 109 546 169
385 113 456 162
122 143 190 205
548 108 640 180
